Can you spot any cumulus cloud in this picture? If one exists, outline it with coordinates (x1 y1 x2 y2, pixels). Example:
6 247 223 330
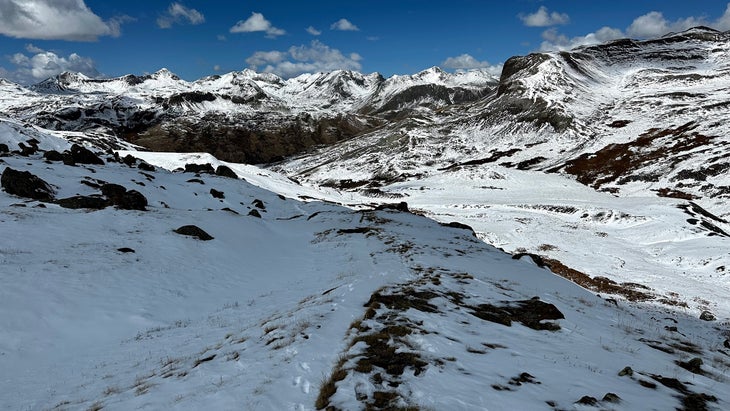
539 26 624 51
306 26 322 36
520 6 569 27
2 47 99 84
245 40 362 78
0 0 121 41
539 4 730 52
230 12 285 38
157 2 204 29
626 11 710 38
330 18 359 31
441 54 503 76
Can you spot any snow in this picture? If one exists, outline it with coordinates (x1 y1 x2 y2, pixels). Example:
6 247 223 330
2 128 729 410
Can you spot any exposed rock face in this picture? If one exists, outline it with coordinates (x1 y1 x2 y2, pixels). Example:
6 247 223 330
1 167 55 201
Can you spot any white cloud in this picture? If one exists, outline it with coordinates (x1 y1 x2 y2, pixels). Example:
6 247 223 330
245 40 362 78
217 34 227 41
157 2 205 29
2 49 99 84
25 43 45 54
306 26 321 36
539 26 624 51
520 6 569 27
716 3 730 30
330 18 359 31
230 12 285 38
626 11 709 38
0 0 121 41
213 64 221 72
539 4 730 52
441 54 503 76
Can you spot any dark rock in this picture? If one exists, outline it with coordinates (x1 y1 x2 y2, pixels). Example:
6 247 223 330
375 202 409 212
221 207 239 215
17 142 37 156
618 366 633 376
440 221 477 237
724 339 730 349
677 357 704 374
248 209 262 218
699 310 716 321
602 393 621 403
0 143 9 153
62 152 75 166
118 190 147 211
185 163 215 174
215 165 238 179
137 162 155 172
101 183 127 204
1 167 55 201
43 150 64 161
174 225 214 240
68 144 104 165
56 195 108 210
122 154 137 167
210 189 225 199
117 247 135 253
576 396 598 406
252 199 265 209
186 178 205 184
512 252 547 268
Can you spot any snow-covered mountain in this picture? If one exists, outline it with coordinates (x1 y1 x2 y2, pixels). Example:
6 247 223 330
2 26 730 410
0 66 496 163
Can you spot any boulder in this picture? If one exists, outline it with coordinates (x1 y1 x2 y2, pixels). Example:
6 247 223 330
122 154 137 167
0 143 9 153
1 167 55 201
174 225 214 240
252 199 266 209
215 165 238 179
138 162 155 172
210 189 225 199
68 144 104 165
17 142 37 156
43 150 64 162
248 209 262 218
118 190 148 211
700 310 716 321
56 195 108 210
101 183 127 204
185 163 215 174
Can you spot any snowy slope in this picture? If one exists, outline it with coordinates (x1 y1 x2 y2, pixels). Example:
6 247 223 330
2 128 729 411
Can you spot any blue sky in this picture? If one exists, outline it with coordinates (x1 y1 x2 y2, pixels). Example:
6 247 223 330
1 0 730 84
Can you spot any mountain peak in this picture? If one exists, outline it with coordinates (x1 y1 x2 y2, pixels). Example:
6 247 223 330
150 68 180 80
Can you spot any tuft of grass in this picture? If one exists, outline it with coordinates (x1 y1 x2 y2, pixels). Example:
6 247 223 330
315 364 349 410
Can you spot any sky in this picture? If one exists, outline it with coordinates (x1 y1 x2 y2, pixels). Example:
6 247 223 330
1 0 730 84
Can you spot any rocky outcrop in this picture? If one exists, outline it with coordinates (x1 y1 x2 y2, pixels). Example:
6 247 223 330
1 167 55 201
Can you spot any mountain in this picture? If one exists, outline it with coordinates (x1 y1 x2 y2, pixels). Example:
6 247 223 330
2 120 729 411
1 66 496 163
1 26 730 410
273 27 730 318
